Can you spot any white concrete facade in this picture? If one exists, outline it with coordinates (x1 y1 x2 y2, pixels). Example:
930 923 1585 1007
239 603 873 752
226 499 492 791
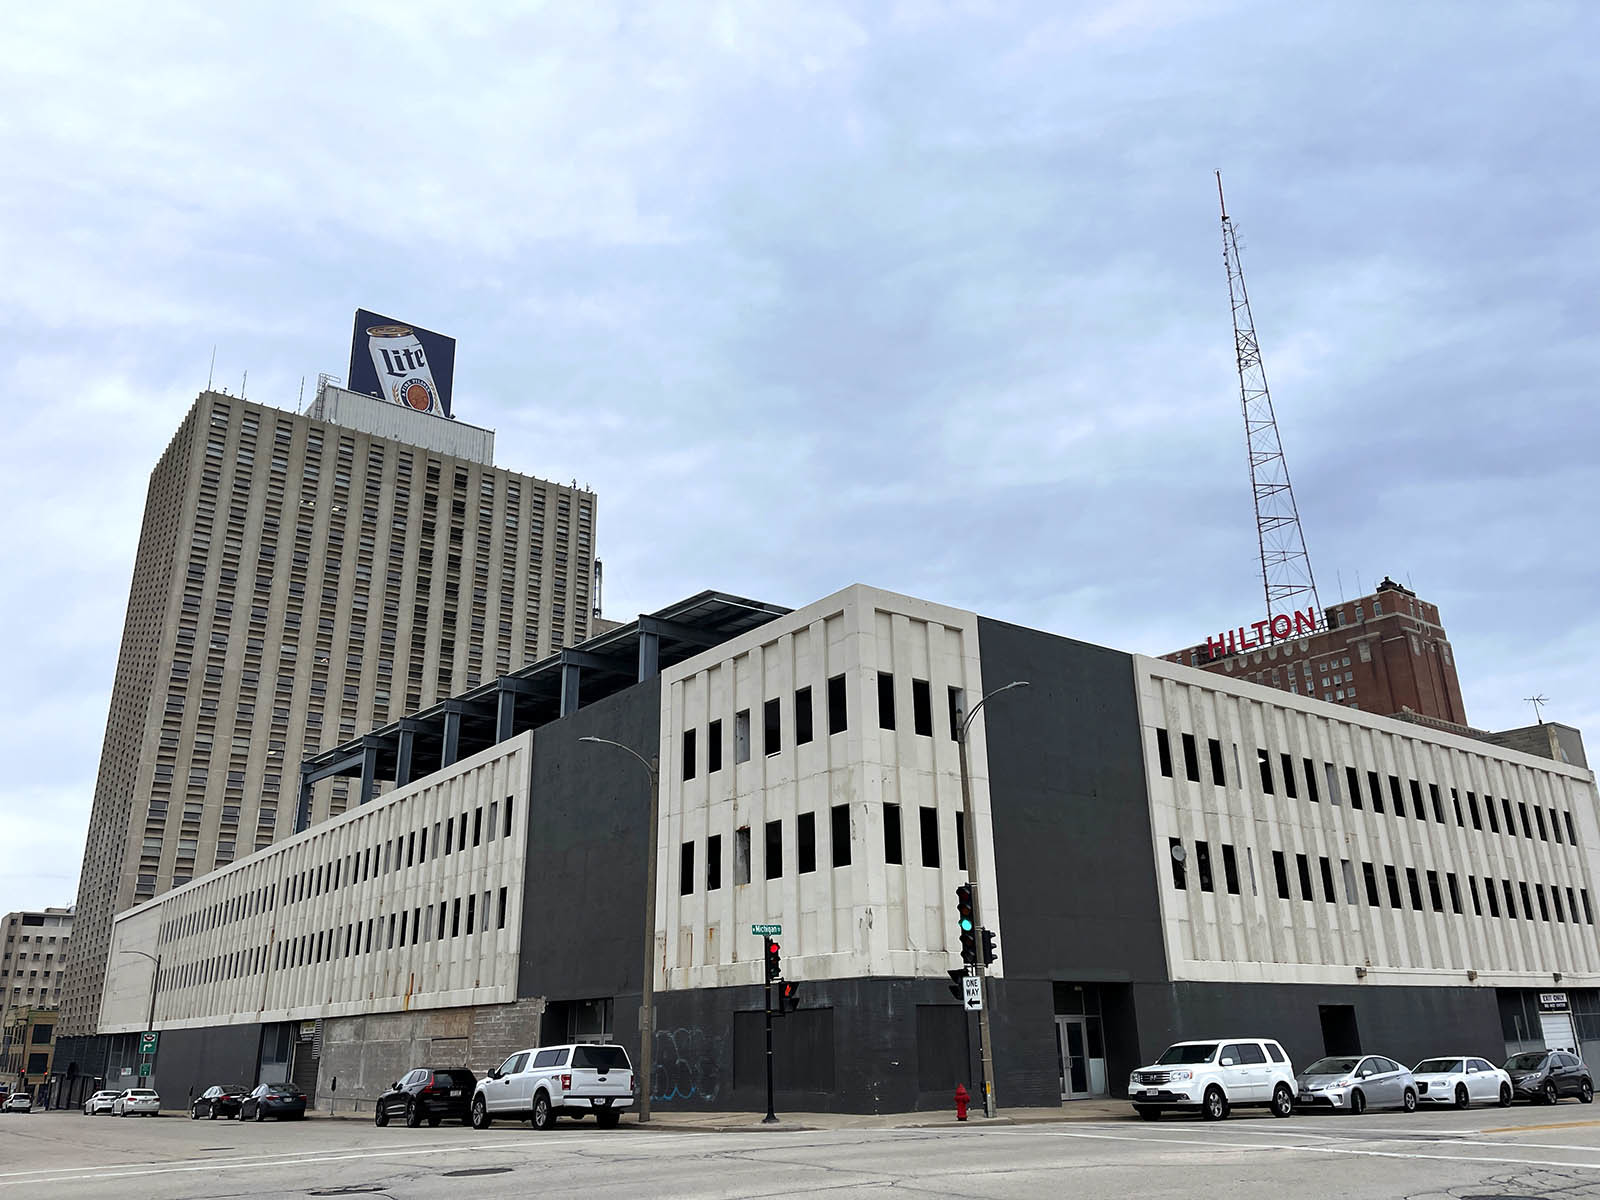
1138 655 1600 990
656 585 1001 992
101 735 531 1033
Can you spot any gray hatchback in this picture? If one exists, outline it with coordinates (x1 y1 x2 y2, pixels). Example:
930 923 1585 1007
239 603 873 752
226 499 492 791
1295 1055 1417 1115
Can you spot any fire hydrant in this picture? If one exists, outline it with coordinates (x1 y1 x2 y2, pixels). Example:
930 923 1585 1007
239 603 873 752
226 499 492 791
954 1083 970 1121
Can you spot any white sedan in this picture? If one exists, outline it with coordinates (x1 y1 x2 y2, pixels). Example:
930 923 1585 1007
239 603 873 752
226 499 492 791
1412 1056 1512 1109
112 1088 162 1116
84 1090 121 1115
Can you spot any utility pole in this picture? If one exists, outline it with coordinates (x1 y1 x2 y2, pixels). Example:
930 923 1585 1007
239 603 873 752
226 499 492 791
954 680 1030 1118
579 736 660 1123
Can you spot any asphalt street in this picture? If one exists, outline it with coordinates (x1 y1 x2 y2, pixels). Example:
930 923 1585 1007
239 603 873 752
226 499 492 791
10 1104 1600 1198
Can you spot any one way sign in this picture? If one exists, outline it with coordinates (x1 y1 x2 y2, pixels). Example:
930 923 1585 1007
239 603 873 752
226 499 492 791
962 976 983 1011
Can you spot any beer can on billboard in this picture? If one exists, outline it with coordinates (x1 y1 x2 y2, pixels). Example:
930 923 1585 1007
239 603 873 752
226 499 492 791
346 309 457 419
366 324 440 413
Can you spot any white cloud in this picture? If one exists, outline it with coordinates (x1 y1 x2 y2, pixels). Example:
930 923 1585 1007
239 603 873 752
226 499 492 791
2 0 1598 914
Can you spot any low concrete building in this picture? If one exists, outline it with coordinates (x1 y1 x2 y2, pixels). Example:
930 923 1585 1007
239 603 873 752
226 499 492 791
97 584 1600 1114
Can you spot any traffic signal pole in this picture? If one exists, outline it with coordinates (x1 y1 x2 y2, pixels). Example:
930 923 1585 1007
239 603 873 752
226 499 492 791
955 680 1029 1120
956 731 997 1118
763 938 778 1124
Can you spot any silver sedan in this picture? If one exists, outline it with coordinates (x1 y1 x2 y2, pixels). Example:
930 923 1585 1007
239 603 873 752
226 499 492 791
1295 1055 1418 1115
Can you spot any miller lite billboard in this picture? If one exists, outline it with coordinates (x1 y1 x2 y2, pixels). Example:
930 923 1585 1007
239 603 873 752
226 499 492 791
346 309 456 418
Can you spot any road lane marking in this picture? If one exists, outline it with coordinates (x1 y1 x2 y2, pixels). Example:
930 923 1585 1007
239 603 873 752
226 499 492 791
994 1126 1600 1172
1479 1119 1600 1133
0 1135 688 1188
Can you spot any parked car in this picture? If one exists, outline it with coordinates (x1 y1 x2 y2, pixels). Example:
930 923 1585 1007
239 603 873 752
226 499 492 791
240 1083 307 1121
191 1084 250 1120
1411 1056 1512 1109
1128 1038 1296 1121
375 1067 477 1128
2 1092 32 1114
471 1043 635 1130
83 1090 120 1115
1295 1055 1417 1114
1503 1050 1594 1105
113 1088 162 1116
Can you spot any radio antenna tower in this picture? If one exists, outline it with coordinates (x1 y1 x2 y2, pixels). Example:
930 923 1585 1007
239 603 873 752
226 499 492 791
1217 171 1322 625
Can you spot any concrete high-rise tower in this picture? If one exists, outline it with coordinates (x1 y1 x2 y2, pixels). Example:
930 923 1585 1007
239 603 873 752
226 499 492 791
59 384 598 1043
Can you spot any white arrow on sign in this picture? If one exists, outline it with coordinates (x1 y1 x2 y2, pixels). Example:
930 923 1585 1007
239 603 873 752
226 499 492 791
963 976 983 1011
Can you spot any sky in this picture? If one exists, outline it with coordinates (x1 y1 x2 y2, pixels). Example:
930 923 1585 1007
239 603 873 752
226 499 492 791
2 0 1596 917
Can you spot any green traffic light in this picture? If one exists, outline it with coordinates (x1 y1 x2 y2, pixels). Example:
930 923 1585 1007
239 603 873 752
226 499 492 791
959 917 973 931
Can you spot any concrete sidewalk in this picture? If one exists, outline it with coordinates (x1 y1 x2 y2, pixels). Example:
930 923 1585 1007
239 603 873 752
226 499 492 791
295 1098 1135 1131
624 1100 1134 1133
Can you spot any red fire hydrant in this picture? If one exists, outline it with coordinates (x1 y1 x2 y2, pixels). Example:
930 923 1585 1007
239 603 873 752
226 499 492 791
954 1083 970 1121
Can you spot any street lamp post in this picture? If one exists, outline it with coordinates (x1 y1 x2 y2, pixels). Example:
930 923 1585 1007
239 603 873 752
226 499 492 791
117 949 162 1088
578 735 660 1124
954 679 1029 1120
117 949 162 1033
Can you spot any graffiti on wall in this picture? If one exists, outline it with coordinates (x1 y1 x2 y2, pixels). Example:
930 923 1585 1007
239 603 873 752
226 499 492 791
652 1026 725 1103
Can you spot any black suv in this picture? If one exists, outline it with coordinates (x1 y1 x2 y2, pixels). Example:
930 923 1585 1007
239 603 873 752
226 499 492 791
375 1068 478 1127
1504 1050 1595 1104
191 1085 249 1120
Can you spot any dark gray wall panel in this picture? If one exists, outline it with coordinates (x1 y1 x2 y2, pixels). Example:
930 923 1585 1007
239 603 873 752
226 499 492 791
149 1022 262 1109
518 677 659 1074
975 618 1167 984
1130 981 1506 1086
519 677 660 1006
650 975 1061 1113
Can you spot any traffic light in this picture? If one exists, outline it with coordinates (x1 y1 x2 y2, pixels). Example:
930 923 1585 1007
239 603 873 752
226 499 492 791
765 939 782 981
981 928 998 968
779 980 802 1012
947 968 967 1000
956 883 977 965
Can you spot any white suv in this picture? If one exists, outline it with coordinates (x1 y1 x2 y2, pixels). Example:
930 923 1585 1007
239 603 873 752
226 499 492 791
1130 1038 1297 1121
471 1043 634 1130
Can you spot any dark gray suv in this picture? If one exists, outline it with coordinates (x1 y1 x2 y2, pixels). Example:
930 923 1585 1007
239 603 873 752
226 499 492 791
1503 1050 1594 1105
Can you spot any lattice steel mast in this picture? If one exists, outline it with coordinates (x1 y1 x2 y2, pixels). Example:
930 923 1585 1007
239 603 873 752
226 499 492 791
1217 171 1322 624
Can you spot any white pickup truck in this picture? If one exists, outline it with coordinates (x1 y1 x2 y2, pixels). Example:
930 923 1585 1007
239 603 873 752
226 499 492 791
471 1043 634 1130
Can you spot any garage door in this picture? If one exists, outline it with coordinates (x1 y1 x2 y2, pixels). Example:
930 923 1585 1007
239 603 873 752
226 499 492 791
1541 1012 1578 1055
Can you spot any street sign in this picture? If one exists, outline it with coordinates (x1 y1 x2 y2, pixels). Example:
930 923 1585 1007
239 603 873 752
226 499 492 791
138 1062 152 1077
751 924 781 936
962 976 983 1012
139 1032 159 1055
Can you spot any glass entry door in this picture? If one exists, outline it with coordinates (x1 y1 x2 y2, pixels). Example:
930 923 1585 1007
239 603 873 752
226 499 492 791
1057 1017 1091 1099
1056 1015 1109 1099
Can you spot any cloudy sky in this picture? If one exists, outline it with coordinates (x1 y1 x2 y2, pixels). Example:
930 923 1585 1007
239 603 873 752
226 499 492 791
2 1 1596 916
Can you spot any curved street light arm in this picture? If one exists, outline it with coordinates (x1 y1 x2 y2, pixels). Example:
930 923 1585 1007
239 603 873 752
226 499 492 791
578 735 657 781
578 733 661 1124
959 680 1031 744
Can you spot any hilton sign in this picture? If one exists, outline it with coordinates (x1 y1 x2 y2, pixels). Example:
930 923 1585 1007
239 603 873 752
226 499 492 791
1205 607 1322 659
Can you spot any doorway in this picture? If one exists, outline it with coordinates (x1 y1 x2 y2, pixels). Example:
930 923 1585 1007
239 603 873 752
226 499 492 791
1541 1011 1578 1055
1319 1005 1361 1057
1055 1016 1107 1100
1053 983 1109 1100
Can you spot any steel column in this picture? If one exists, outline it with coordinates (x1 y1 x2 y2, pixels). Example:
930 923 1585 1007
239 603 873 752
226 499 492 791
441 709 461 768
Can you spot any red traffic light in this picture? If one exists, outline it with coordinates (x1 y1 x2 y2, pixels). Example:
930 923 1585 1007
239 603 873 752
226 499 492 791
765 939 783 981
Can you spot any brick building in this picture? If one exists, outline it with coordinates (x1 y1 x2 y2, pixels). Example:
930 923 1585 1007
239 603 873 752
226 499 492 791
1163 577 1468 724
